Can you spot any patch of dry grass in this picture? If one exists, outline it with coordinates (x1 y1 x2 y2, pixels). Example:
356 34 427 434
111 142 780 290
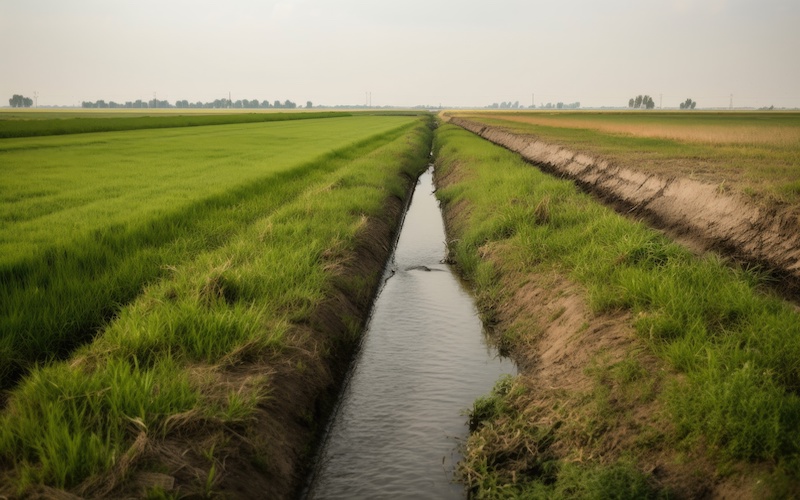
479 111 800 147
449 110 800 206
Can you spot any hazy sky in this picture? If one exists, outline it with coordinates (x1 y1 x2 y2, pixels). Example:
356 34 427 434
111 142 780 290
2 0 799 108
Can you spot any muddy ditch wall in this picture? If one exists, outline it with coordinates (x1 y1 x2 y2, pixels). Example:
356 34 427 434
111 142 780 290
450 117 800 294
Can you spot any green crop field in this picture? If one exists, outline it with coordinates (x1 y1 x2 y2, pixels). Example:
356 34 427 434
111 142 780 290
0 114 418 389
0 113 434 495
0 110 352 138
450 111 800 204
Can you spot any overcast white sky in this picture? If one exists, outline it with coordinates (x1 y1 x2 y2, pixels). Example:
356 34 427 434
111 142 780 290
2 0 798 108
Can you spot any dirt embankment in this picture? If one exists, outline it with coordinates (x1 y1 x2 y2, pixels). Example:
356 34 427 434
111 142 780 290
450 117 800 294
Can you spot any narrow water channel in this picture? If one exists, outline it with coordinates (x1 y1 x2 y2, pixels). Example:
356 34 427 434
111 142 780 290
303 166 515 499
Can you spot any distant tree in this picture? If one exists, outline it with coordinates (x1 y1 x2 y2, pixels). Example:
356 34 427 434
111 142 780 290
148 99 170 108
284 99 296 108
628 94 655 109
274 100 282 108
9 94 33 108
679 98 696 110
306 101 313 108
261 100 271 108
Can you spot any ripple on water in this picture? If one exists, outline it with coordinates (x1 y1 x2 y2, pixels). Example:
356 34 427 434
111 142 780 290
305 167 514 499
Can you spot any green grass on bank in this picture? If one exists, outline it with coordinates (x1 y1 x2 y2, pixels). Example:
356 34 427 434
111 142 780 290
0 116 433 494
0 111 353 138
0 115 415 390
434 123 800 495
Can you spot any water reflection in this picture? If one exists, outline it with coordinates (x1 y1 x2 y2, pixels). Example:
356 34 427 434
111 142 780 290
304 167 515 499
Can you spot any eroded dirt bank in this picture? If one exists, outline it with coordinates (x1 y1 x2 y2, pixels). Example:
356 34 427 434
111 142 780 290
450 117 800 294
212 192 415 499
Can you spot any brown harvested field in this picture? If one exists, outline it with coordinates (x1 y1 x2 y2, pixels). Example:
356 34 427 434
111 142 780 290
446 112 800 296
475 111 800 146
448 111 800 207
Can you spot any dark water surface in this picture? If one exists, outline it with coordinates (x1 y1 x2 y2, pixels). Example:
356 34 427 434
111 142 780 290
304 167 515 499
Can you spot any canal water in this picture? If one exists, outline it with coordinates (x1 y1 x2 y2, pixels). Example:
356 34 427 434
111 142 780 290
303 166 515 499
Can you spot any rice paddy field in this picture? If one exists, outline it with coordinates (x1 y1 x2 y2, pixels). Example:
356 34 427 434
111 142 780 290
0 111 433 496
0 110 356 138
448 111 800 205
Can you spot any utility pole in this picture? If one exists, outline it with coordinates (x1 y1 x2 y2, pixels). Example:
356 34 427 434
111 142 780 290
659 94 662 109
532 93 535 108
33 91 38 108
729 94 733 110
153 92 157 108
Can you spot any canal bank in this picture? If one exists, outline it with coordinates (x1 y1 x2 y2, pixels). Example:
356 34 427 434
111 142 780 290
433 122 800 497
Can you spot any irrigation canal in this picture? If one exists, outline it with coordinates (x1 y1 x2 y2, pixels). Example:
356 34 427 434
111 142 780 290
303 166 515 498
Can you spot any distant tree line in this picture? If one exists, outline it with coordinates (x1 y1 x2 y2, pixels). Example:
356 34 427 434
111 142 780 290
488 101 522 109
627 95 698 110
8 94 34 108
628 95 655 109
487 101 581 110
80 98 311 109
540 101 581 110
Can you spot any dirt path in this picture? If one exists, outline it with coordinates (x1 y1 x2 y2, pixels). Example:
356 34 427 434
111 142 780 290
449 117 800 296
